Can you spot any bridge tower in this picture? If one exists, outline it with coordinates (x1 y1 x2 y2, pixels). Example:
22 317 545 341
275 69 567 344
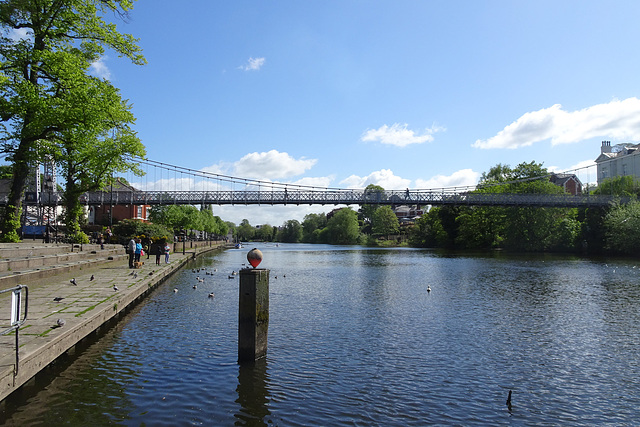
21 158 57 227
41 158 57 226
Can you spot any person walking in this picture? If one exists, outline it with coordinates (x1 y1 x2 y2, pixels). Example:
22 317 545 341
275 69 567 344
128 237 136 268
164 242 171 264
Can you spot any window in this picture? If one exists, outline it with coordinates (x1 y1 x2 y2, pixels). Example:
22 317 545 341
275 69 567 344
137 206 142 218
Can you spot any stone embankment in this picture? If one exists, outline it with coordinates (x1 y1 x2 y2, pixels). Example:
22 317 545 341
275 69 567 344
0 240 226 403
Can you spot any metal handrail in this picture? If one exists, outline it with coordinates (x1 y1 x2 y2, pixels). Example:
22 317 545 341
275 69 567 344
0 285 28 375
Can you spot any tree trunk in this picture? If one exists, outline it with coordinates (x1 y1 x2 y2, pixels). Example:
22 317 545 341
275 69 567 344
0 139 32 242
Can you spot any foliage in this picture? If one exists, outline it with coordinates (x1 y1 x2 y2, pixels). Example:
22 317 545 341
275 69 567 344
371 206 399 238
54 78 146 236
148 205 226 237
69 231 90 244
302 213 327 243
0 165 11 179
593 176 640 197
408 207 450 247
326 208 361 244
111 219 173 245
0 0 145 240
255 224 274 242
236 219 255 241
578 207 608 254
457 161 573 251
277 220 302 243
1 205 20 242
604 201 640 255
359 184 385 227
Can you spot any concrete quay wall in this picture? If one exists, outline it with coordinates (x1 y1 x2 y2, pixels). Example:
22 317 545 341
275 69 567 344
0 241 225 404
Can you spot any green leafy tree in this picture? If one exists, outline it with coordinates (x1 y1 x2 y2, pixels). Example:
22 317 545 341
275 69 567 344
593 175 640 197
181 205 202 234
256 224 274 242
301 212 327 243
359 184 385 230
111 218 172 245
149 205 185 233
371 205 399 239
457 161 569 251
200 207 216 237
215 216 229 238
55 79 145 242
225 221 235 239
326 208 360 244
408 207 448 247
277 219 302 243
0 0 145 241
604 201 640 255
236 219 255 241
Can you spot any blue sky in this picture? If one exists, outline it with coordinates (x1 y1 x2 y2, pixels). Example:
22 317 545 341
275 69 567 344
90 1 640 225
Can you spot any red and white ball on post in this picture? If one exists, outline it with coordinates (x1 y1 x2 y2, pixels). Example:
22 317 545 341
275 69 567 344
247 248 263 268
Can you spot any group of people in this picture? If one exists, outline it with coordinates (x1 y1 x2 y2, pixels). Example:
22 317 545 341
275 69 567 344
128 238 171 268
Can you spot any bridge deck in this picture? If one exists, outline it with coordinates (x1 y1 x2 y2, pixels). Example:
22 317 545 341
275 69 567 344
15 190 626 208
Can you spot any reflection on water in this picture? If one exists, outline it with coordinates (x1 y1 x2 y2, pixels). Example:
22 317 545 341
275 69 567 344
2 244 640 425
235 358 270 426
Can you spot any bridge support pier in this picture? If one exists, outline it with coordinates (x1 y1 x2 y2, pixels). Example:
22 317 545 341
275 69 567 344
238 268 269 363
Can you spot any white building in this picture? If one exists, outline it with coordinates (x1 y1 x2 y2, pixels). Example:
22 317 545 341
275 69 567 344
595 140 640 185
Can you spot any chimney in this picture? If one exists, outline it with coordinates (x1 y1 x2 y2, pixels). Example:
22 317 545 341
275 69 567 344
601 140 611 154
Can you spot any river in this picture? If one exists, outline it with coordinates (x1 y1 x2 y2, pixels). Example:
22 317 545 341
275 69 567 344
2 244 640 425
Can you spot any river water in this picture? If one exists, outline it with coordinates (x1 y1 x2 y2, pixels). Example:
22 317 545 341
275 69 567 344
2 244 640 426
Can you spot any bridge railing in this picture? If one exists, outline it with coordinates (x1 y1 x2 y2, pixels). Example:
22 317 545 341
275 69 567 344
0 190 628 208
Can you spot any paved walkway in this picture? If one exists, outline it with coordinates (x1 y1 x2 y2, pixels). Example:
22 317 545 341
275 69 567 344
0 241 225 402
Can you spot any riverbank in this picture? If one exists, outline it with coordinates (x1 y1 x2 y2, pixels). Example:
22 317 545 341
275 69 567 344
0 240 228 404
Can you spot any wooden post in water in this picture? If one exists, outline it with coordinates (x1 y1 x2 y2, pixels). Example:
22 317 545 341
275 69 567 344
238 268 269 363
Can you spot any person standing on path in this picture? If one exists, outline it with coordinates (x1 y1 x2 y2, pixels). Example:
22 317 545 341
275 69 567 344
135 239 142 263
164 242 171 264
128 237 136 268
155 245 162 265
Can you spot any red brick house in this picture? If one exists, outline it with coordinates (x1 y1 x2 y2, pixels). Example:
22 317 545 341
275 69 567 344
88 178 150 225
549 173 583 195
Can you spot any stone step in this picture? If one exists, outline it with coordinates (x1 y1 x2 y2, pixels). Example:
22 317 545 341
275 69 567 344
0 247 124 274
0 253 129 288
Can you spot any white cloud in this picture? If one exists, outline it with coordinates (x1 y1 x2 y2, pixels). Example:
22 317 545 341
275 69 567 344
414 169 480 189
239 57 266 71
361 123 443 147
474 97 640 149
290 175 335 188
232 150 317 180
340 169 411 190
89 56 111 80
6 28 31 41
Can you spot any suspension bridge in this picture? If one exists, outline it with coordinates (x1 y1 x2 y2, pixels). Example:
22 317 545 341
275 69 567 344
9 157 624 213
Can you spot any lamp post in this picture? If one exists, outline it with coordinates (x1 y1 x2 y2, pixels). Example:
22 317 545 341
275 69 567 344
181 230 185 255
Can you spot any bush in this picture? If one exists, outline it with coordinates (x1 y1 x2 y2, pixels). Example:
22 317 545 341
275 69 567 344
112 219 173 245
